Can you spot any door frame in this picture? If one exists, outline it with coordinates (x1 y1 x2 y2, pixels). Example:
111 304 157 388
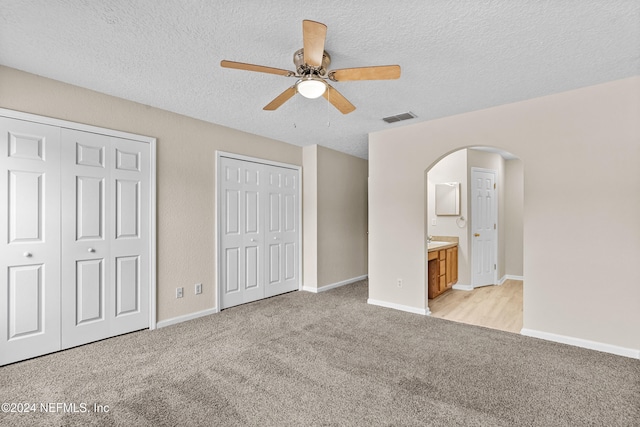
215 151 302 310
470 167 498 288
0 108 158 329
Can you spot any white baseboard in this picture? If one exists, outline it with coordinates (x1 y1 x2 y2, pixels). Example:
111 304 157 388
156 307 219 329
302 275 367 293
367 298 430 316
452 283 473 291
499 275 524 284
520 328 640 359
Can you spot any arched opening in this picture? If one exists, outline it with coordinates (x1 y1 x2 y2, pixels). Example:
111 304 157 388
424 146 523 333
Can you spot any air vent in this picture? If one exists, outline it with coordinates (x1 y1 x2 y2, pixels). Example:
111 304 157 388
382 111 417 124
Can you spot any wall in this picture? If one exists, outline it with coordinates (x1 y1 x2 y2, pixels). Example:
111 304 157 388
368 76 640 354
302 146 319 289
0 66 302 322
504 159 524 277
303 145 368 290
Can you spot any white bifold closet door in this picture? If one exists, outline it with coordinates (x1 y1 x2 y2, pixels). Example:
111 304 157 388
0 118 62 365
61 129 150 349
0 116 151 366
219 156 299 309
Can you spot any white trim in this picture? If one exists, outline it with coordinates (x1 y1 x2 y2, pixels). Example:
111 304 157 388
217 150 300 171
303 275 367 293
0 108 158 331
215 151 302 310
156 308 219 329
149 138 157 329
367 298 430 316
520 328 640 360
452 283 473 291
498 274 524 285
0 108 155 144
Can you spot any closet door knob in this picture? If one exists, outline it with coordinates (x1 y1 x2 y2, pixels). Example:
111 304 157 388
273 237 279 240
250 238 256 242
23 252 32 257
88 248 96 253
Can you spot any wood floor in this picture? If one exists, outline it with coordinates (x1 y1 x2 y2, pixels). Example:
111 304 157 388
428 279 523 333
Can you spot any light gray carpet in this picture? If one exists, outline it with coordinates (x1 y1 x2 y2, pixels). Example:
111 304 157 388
1 281 638 426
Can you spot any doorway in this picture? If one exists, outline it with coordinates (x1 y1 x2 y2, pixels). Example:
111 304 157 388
426 147 523 333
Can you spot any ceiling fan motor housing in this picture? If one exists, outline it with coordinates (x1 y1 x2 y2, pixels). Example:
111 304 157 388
294 48 331 77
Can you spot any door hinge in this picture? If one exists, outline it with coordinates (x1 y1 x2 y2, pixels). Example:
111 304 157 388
494 264 496 270
494 223 496 229
494 183 496 189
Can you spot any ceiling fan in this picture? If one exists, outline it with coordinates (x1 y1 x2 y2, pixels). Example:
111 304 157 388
220 20 401 114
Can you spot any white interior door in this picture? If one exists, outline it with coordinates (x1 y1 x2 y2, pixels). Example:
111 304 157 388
471 168 497 287
61 129 149 349
220 157 264 308
264 166 299 297
219 155 299 310
61 129 111 348
0 118 61 365
110 137 150 336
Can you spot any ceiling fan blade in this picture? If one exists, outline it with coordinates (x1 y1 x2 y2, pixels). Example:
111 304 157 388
220 60 293 77
302 20 327 67
263 86 297 110
330 65 401 81
323 84 356 114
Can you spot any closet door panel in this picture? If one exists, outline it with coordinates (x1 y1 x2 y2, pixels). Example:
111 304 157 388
264 166 298 297
115 255 140 316
0 118 61 366
219 157 264 309
75 259 105 324
61 129 111 349
110 137 149 334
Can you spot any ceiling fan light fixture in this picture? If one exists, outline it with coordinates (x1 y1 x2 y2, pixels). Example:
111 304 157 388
296 77 326 99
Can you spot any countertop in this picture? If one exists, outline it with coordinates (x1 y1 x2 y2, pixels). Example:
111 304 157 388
427 241 457 251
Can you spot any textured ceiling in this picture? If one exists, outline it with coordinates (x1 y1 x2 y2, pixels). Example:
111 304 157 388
1 1 638 158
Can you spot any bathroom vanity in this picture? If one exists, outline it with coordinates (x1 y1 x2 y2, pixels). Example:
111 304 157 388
427 241 458 299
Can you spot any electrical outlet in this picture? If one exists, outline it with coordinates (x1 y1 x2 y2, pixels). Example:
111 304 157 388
195 283 202 295
176 287 183 298
397 279 403 287
431 218 437 226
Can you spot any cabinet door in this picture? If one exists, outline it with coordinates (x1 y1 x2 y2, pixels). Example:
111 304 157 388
0 118 61 365
451 247 458 284
446 248 453 286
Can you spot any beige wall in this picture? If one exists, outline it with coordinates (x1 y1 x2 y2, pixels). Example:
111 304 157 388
303 145 369 289
504 159 524 277
368 76 640 352
0 66 302 322
302 145 319 288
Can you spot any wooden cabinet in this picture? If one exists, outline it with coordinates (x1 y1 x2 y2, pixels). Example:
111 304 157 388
428 245 458 299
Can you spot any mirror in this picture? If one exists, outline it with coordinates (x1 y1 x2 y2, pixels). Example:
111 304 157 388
435 182 460 215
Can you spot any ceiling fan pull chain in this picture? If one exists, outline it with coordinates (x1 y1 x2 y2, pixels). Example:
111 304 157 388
327 89 331 127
